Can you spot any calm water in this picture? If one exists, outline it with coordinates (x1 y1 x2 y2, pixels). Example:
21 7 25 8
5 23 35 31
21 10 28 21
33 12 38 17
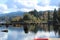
0 26 59 40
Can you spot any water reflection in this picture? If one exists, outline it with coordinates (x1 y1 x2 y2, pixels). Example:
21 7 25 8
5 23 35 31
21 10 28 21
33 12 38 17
0 32 8 40
0 26 59 40
7 27 59 40
0 26 8 40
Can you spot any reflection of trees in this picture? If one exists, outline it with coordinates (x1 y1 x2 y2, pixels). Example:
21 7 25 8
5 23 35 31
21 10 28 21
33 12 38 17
23 25 28 33
57 7 60 36
29 24 39 33
53 9 58 35
53 8 60 36
23 24 41 33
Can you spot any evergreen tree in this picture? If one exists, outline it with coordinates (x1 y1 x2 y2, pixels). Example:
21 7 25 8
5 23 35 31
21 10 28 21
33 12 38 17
53 9 58 34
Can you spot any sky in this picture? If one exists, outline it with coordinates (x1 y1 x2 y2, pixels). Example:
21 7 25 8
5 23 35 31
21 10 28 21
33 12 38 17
0 0 60 13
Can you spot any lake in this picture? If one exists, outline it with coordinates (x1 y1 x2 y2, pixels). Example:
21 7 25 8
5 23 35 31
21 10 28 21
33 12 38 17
0 26 59 40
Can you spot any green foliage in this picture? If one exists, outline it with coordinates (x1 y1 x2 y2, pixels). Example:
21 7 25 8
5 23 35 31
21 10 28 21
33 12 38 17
23 13 33 20
11 16 22 21
29 9 39 17
23 13 41 23
53 9 57 20
57 8 60 21
58 8 60 17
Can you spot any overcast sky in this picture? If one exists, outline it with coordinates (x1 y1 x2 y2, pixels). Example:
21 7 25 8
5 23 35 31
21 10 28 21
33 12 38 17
0 0 60 13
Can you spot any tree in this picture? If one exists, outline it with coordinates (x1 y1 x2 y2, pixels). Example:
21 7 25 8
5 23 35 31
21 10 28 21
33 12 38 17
57 7 60 21
11 16 22 21
57 7 60 36
29 9 39 18
53 9 59 35
23 13 41 23
23 13 33 20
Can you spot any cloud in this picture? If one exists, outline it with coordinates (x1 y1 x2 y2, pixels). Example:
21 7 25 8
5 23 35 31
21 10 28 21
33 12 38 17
0 4 8 13
20 8 33 12
34 5 58 11
14 0 38 7
13 0 58 12
38 0 50 6
0 0 59 13
0 4 19 13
